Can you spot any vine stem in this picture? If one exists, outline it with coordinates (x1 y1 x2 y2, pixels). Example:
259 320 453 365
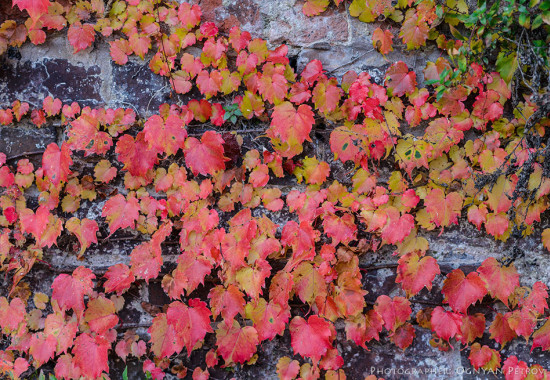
6 150 45 161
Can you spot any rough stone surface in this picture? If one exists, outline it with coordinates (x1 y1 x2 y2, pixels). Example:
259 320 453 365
1 1 549 379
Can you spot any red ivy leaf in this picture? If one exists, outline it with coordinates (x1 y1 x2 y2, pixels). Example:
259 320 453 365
374 295 411 332
431 306 462 342
469 343 501 371
290 315 334 363
184 131 228 176
396 252 440 297
143 114 187 156
385 61 416 97
103 263 135 295
67 22 95 53
208 284 246 321
42 142 72 185
73 333 110 379
51 266 95 316
12 0 51 22
531 318 550 352
84 295 119 335
441 269 487 314
166 299 213 355
477 257 519 306
101 193 140 236
216 320 259 365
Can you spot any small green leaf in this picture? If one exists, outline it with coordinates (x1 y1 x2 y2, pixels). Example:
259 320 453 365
496 52 518 83
123 366 128 380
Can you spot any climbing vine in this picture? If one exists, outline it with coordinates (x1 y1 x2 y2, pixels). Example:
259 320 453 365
0 0 549 379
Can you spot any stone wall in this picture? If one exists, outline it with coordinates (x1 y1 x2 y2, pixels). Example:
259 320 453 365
1 1 549 379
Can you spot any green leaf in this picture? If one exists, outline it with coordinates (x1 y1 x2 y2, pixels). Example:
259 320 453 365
532 14 544 28
518 12 530 27
123 366 128 380
495 52 518 83
425 79 440 85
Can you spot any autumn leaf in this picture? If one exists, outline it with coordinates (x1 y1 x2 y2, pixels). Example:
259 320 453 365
441 269 487 314
489 313 517 346
67 22 95 53
424 188 463 228
44 313 78 355
294 156 330 185
29 332 57 366
502 356 529 380
130 222 172 282
290 315 335 363
322 213 357 246
385 61 417 97
372 28 393 55
312 78 341 113
115 132 160 177
65 217 98 257
143 114 187 156
532 318 550 352
72 333 110 379
292 262 327 304
184 131 228 175
374 295 411 332
302 0 329 16
390 323 415 350
178 2 202 30
345 310 384 348
399 10 429 49
42 142 72 185
109 39 132 65
267 102 315 157
396 251 440 297
430 306 462 342
166 299 213 354
469 343 501 371
216 320 259 364
208 284 246 321
12 0 51 23
103 263 135 295
301 60 324 85
245 298 289 341
477 257 519 306
51 266 95 316
277 357 301 380
84 295 119 335
101 193 140 236
148 313 179 358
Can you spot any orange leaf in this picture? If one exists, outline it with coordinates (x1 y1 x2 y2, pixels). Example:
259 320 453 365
372 28 393 55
